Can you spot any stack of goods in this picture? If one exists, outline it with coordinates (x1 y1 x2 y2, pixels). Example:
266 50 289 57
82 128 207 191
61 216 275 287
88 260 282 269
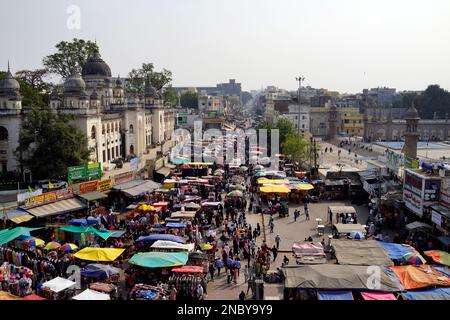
131 284 168 300
168 274 203 298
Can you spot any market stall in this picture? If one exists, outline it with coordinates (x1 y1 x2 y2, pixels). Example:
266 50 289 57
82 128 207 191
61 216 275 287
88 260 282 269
39 276 76 300
72 288 111 300
168 265 205 299
74 247 125 262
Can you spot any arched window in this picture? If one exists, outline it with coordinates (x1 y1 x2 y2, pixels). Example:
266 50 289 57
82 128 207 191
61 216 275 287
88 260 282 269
129 124 134 133
91 125 96 139
102 125 105 134
115 123 118 132
0 127 8 141
130 144 134 155
107 123 110 133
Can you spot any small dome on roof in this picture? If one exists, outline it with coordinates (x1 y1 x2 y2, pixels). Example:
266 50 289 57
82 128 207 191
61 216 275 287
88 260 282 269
405 102 420 119
81 50 111 78
0 63 20 95
64 73 86 94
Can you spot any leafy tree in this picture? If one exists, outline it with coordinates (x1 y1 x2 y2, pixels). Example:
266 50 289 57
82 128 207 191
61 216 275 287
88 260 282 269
163 85 179 107
126 63 172 93
180 91 198 108
397 85 450 119
282 133 310 164
43 38 99 78
15 69 50 92
0 71 50 108
15 106 92 180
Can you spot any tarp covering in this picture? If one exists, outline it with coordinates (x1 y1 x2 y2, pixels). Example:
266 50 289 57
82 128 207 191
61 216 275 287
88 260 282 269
260 185 291 193
78 191 107 202
378 242 417 260
121 180 162 197
74 247 125 262
80 263 121 279
151 240 195 252
390 265 450 290
166 222 187 228
424 250 450 266
72 288 110 300
108 230 126 238
172 266 204 273
361 292 397 300
402 287 450 300
283 265 402 291
328 206 357 214
170 211 196 220
26 198 87 217
405 221 432 231
129 251 189 268
41 277 76 293
59 226 114 240
23 294 46 300
330 240 393 266
136 234 186 244
334 224 366 234
317 291 354 300
0 227 42 246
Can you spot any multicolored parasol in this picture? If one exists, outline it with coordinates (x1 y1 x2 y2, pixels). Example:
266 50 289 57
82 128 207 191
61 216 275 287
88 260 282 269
403 252 427 265
60 243 79 252
44 241 61 250
179 164 191 169
227 190 243 198
25 238 45 248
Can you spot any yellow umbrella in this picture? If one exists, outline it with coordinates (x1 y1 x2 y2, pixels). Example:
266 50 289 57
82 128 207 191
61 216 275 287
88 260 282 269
260 185 291 193
257 179 289 185
138 204 155 211
295 183 314 191
35 238 45 247
74 247 125 262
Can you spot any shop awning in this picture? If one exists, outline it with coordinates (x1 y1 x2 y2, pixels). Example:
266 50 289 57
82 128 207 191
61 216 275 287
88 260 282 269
334 223 366 234
121 180 162 197
74 247 125 262
26 198 87 218
78 191 107 202
156 167 171 177
0 227 42 246
129 251 189 268
317 291 354 300
3 208 34 224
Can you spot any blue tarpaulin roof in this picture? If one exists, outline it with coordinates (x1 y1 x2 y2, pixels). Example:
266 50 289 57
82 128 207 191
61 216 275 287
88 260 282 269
317 291 354 300
80 263 121 280
166 223 187 228
435 266 450 278
438 237 450 247
136 234 186 244
68 219 88 226
378 242 416 260
403 288 450 300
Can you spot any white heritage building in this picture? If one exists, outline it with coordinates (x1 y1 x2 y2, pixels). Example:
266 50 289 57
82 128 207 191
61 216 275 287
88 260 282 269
0 51 175 173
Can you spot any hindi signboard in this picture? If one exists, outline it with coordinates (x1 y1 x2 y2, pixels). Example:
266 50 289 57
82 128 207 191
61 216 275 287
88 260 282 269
68 163 102 183
97 178 113 192
25 188 73 209
80 181 98 193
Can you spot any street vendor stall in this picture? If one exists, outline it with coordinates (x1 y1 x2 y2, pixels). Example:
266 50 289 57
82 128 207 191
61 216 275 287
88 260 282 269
129 251 189 269
170 211 196 220
333 223 366 238
168 265 205 299
39 276 76 300
150 240 195 252
74 247 125 262
72 288 111 300
292 242 326 265
328 206 357 224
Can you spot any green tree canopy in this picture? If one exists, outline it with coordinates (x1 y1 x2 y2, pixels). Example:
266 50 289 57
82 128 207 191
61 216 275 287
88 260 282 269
397 85 450 119
162 85 178 107
180 91 198 108
15 106 92 180
0 71 50 108
126 63 172 93
282 133 310 164
43 38 99 78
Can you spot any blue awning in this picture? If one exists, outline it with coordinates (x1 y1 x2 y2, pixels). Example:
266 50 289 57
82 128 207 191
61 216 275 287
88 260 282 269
403 288 450 300
166 223 187 228
317 291 354 300
136 234 186 244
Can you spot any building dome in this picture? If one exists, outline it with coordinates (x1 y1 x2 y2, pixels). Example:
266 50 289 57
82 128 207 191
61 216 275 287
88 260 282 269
405 102 420 119
90 89 99 100
115 75 122 86
144 80 157 97
64 73 86 94
81 50 112 78
0 65 20 96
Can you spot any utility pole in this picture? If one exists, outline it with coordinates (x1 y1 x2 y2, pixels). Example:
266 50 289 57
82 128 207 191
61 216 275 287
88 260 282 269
296 76 305 136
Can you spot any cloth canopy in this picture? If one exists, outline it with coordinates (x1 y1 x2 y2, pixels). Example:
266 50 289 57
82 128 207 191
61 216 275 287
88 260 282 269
129 251 189 268
390 265 450 290
257 179 289 185
405 221 432 231
0 227 42 246
283 265 402 291
136 234 186 244
361 292 397 300
294 183 314 191
172 266 204 273
59 226 114 240
3 208 34 224
151 240 195 252
402 287 450 300
0 291 23 300
78 191 107 202
378 242 417 260
317 291 354 300
42 277 76 293
260 185 291 193
438 236 450 247
424 250 450 266
166 222 187 228
74 247 125 262
183 202 201 209
292 242 325 263
201 202 221 207
334 224 366 234
26 198 87 217
170 211 196 220
72 288 110 300
330 240 393 266
112 180 144 191
328 206 357 215
108 230 126 238
80 263 121 279
121 180 162 197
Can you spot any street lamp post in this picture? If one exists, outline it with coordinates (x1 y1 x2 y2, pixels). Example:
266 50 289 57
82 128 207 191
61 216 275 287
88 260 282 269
295 76 305 136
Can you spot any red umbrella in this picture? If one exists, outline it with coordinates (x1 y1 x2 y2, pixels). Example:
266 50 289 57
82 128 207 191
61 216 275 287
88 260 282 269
180 164 190 169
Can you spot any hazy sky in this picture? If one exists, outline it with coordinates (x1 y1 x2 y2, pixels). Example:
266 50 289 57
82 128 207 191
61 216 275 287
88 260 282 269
1 0 450 93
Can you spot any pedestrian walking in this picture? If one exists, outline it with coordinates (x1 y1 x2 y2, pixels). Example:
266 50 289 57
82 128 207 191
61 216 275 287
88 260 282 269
243 265 249 283
216 258 223 276
209 262 215 281
269 221 274 233
271 245 278 261
305 208 310 221
275 234 281 249
239 290 246 301
226 268 232 284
